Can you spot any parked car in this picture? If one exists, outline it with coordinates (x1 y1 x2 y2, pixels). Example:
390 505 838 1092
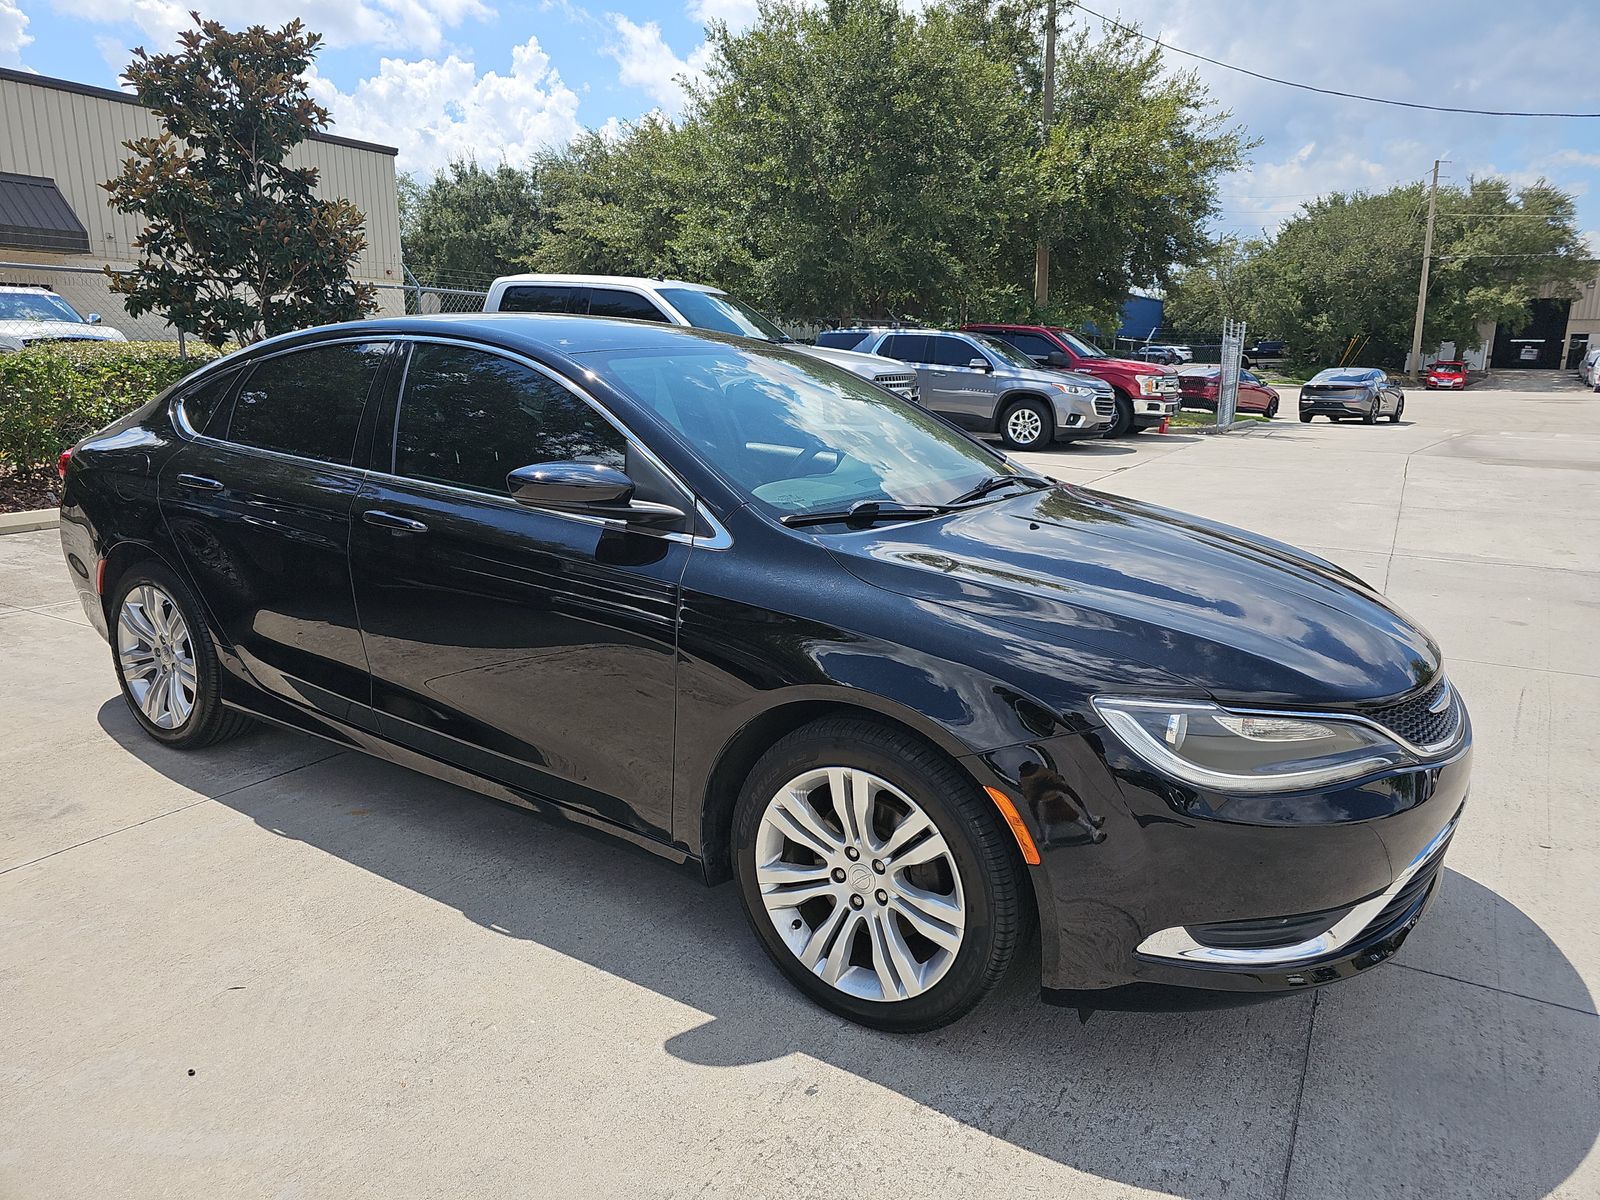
1177 366 1280 417
1249 339 1288 359
961 323 1180 437
485 274 919 404
1425 361 1468 390
833 327 1113 449
60 313 1471 1030
1133 345 1183 366
1299 368 1406 424
0 285 127 347
1576 345 1600 387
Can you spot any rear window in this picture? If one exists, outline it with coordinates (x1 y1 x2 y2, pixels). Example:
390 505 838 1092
228 343 389 464
814 330 869 350
497 285 582 314
177 368 239 436
585 288 669 322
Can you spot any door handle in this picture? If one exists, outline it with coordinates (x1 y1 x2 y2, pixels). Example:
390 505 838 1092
175 473 223 492
362 509 428 533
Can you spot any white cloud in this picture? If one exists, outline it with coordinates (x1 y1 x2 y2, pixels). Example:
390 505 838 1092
307 36 582 175
0 0 31 67
603 14 710 112
56 0 490 55
687 0 758 25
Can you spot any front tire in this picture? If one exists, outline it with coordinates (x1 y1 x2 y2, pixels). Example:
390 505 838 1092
1266 398 1279 418
1101 392 1135 438
732 718 1026 1032
1299 412 1313 423
111 561 252 749
999 398 1053 450
1389 397 1404 423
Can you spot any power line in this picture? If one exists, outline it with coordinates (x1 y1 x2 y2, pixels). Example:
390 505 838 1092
1070 3 1600 118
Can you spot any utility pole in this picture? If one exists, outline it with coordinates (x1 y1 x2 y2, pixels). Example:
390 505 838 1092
1033 0 1057 308
1409 159 1442 381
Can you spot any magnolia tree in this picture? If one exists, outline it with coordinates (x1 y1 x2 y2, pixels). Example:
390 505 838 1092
104 16 375 347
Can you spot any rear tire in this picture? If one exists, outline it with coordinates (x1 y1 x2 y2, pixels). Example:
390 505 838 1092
1362 398 1379 425
1388 398 1404 423
110 561 252 749
731 717 1026 1032
1299 412 1313 423
999 398 1053 450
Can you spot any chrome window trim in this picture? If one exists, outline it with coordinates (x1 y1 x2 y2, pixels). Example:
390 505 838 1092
1136 816 1458 968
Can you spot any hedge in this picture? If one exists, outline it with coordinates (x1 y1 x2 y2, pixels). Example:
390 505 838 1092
0 341 222 475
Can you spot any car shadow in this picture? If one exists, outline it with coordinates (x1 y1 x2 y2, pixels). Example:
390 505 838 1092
99 702 1599 1200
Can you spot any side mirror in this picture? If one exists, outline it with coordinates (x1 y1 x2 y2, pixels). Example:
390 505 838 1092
507 461 686 528
86 313 102 325
1045 350 1071 367
967 357 991 372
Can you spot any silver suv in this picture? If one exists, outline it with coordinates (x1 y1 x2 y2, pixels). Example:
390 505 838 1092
484 274 919 403
831 328 1114 449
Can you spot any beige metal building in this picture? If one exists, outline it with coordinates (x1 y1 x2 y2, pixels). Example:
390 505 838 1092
0 66 404 337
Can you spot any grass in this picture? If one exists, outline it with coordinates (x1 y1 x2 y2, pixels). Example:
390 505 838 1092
1169 409 1270 428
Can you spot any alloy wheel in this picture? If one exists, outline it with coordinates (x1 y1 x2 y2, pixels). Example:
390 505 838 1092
117 584 197 730
1006 407 1043 447
754 767 967 1002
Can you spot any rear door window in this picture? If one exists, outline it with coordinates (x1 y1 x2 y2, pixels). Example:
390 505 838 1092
928 336 982 368
227 342 389 464
583 288 670 322
877 334 931 363
498 285 584 314
989 330 1055 360
393 343 627 494
177 368 240 436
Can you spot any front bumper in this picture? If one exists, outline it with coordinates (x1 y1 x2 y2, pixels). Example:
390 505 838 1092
970 720 1471 996
1054 395 1116 440
1133 395 1179 427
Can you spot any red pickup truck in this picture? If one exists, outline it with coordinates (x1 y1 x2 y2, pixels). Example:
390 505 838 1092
963 323 1181 437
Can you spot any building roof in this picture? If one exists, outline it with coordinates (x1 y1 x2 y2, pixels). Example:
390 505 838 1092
0 171 90 253
0 66 398 158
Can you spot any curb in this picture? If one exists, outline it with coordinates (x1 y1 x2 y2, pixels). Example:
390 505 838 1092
1188 419 1268 436
0 508 59 536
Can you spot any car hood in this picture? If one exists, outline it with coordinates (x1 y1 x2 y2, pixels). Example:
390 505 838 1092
828 486 1440 706
0 320 126 343
1079 356 1175 377
1000 363 1112 393
793 344 913 376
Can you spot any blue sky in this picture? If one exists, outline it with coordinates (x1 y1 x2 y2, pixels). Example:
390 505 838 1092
4 0 1598 252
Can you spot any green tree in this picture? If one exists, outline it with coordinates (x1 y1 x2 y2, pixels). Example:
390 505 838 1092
1192 180 1593 367
103 16 375 347
400 159 546 287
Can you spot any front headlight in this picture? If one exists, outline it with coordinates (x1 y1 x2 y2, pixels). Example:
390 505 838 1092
1092 697 1412 792
1054 383 1096 397
1136 376 1157 395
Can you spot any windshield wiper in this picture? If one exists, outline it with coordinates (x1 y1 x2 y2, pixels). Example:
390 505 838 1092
781 499 957 528
946 473 1050 506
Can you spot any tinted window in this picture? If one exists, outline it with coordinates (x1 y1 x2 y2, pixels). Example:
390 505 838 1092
394 343 626 493
499 285 582 314
815 330 869 350
584 288 669 322
228 343 387 464
177 368 238 436
877 334 930 363
928 336 981 368
991 331 1056 359
656 287 788 340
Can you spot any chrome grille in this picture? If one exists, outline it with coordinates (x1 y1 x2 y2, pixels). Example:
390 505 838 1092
1360 677 1462 751
1155 376 1179 394
873 372 918 400
1093 396 1116 417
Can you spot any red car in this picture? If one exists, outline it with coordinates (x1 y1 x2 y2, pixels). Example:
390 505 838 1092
962 323 1179 436
1426 360 1467 389
1176 366 1280 417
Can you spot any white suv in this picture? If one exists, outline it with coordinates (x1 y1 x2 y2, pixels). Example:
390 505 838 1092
484 274 918 403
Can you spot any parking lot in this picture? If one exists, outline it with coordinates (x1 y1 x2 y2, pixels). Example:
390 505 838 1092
2 376 1596 1199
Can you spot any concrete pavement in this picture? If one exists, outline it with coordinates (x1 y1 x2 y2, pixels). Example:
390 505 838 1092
2 376 1597 1199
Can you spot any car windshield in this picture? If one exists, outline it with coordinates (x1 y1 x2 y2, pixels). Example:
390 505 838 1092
1048 328 1105 358
657 288 794 343
972 335 1039 370
1433 362 1464 371
0 291 84 323
583 342 1019 521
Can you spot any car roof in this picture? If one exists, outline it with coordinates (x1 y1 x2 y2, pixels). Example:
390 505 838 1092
0 284 53 293
232 312 773 363
490 273 720 294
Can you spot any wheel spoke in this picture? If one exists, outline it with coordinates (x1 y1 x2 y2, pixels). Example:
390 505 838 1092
826 768 876 850
120 648 159 679
875 912 925 997
141 668 168 722
797 900 851 972
120 602 160 646
757 861 837 909
865 911 910 1000
771 792 844 859
174 658 198 693
819 912 862 985
878 810 934 861
888 827 950 869
890 888 963 954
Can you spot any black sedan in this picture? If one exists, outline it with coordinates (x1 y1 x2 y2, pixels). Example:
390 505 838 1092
1299 367 1406 423
58 315 1469 1031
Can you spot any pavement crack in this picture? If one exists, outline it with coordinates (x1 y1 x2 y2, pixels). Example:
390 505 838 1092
1277 989 1319 1200
1392 962 1598 1018
0 749 346 877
